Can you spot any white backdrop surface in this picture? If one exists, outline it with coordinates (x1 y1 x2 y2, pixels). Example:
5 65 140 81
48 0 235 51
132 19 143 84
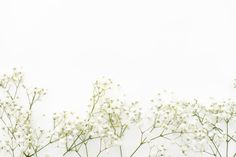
1 0 236 156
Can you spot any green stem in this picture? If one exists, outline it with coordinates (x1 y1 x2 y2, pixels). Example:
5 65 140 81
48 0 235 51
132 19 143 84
85 143 89 157
209 137 222 157
226 121 229 157
119 145 123 157
129 142 143 157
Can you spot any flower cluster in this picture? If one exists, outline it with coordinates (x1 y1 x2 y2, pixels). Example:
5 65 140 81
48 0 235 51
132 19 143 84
185 99 236 157
0 69 56 157
59 78 142 157
0 70 236 157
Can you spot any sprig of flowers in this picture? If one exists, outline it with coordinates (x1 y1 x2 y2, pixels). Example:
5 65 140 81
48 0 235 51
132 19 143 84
0 69 236 157
0 69 59 157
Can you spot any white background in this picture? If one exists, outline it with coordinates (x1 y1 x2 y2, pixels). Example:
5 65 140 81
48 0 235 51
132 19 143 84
1 0 236 156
